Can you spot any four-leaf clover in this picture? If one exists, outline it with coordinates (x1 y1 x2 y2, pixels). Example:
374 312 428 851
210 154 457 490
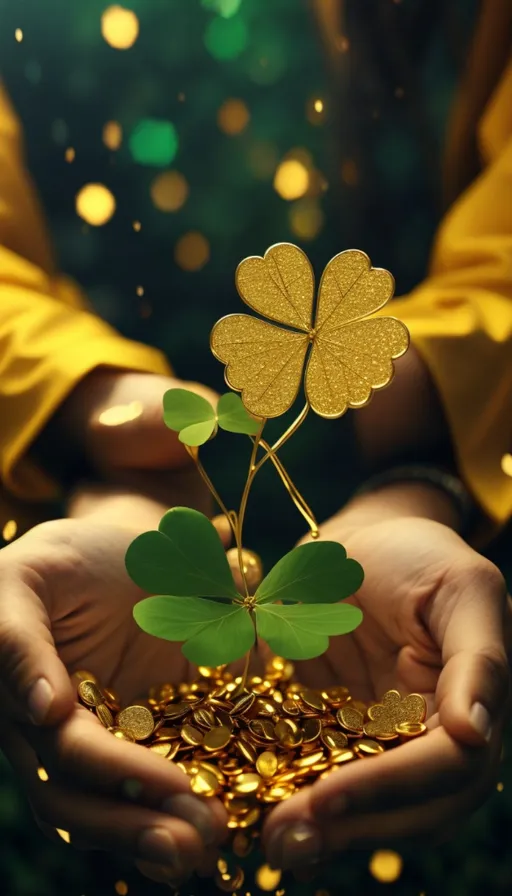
126 507 364 666
210 243 409 419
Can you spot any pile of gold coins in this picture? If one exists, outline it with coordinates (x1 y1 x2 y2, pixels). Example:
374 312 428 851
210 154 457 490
76 658 427 892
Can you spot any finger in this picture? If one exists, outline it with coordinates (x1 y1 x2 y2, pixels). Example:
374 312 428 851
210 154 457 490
22 708 227 846
0 569 74 726
429 560 509 745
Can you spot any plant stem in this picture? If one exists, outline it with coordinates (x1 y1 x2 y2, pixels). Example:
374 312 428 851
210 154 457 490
184 445 237 542
240 646 252 691
254 401 310 474
236 419 266 595
258 439 319 538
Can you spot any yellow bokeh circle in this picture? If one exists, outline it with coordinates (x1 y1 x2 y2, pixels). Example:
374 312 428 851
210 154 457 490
369 849 403 883
217 99 250 135
150 170 189 212
103 120 123 150
75 183 116 226
289 199 324 241
175 232 210 271
101 5 139 50
273 158 309 200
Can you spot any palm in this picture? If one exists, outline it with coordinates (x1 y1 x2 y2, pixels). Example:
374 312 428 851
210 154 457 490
292 517 454 712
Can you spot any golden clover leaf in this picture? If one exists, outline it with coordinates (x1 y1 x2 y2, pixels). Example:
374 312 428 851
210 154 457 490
210 243 409 419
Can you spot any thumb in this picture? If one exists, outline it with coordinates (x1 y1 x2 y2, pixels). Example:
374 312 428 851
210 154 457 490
433 560 510 746
0 573 75 726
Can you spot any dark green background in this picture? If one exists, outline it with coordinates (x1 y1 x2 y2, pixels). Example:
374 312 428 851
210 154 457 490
0 1 510 893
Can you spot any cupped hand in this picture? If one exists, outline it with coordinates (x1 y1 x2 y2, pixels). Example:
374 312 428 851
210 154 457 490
0 517 227 885
263 502 510 871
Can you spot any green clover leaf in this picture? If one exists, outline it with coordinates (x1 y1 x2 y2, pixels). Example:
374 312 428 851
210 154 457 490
125 507 240 600
254 602 363 660
255 541 364 605
163 388 260 446
133 596 255 665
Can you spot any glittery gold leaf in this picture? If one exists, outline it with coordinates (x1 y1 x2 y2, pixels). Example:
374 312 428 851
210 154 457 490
211 244 409 419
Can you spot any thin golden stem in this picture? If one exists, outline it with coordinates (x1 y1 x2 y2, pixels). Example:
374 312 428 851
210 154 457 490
240 645 252 691
236 419 266 596
184 445 237 542
258 440 319 538
253 401 310 474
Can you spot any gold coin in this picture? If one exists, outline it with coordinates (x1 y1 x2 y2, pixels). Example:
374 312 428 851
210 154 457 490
274 719 294 740
280 728 304 748
299 689 326 712
214 864 244 893
190 768 220 797
163 701 190 720
72 669 99 685
322 685 350 705
282 698 300 716
198 663 225 679
256 751 278 779
262 782 295 802
96 703 114 728
363 719 398 741
181 725 204 746
203 725 231 752
236 740 257 763
238 806 260 828
116 706 154 741
102 687 120 710
321 728 348 750
213 708 234 730
395 720 427 738
331 748 356 764
337 705 364 735
198 761 226 785
77 680 103 707
293 749 324 769
350 699 368 716
108 726 135 742
224 795 251 816
155 726 180 741
273 769 296 784
400 693 427 723
166 741 180 761
253 698 276 716
249 719 276 742
193 707 216 729
149 742 171 758
353 738 385 757
302 718 321 742
229 693 256 716
232 773 262 795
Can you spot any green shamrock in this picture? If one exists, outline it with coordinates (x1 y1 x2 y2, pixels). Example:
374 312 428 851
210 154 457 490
163 388 260 446
126 507 364 666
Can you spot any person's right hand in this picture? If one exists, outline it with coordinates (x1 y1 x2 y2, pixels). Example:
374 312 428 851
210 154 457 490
0 517 228 886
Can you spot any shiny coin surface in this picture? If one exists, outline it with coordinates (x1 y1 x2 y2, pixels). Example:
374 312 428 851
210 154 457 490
299 689 326 712
78 680 103 707
256 751 278 779
116 706 154 741
302 718 322 742
293 749 324 769
395 720 428 738
96 703 114 728
181 724 204 746
163 701 190 720
233 773 262 795
190 768 220 797
353 738 385 757
149 742 172 758
108 726 135 743
321 728 348 750
337 705 364 735
236 740 257 763
203 726 231 751
331 748 356 764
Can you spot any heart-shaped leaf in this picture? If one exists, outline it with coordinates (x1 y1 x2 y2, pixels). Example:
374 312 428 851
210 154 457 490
255 541 364 605
217 392 261 435
125 507 240 600
163 388 217 446
133 595 255 665
255 602 363 660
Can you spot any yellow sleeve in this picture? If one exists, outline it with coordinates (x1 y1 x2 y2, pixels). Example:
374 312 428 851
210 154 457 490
0 85 171 500
391 65 512 524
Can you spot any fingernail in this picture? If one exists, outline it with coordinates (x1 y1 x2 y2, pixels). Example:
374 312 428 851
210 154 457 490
28 678 53 724
321 791 349 819
162 793 217 847
470 702 492 742
267 823 321 871
138 827 183 874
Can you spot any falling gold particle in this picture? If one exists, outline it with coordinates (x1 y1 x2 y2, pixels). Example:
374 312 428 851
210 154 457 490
2 520 17 542
56 828 71 844
115 882 129 896
103 120 123 150
150 170 189 212
65 147 75 163
217 98 250 135
98 400 143 426
369 849 403 883
136 285 144 296
15 28 23 42
497 781 504 792
37 767 49 782
255 864 282 891
274 159 309 200
501 453 512 477
76 183 116 226
289 199 324 241
175 231 210 271
101 5 139 50
133 220 141 231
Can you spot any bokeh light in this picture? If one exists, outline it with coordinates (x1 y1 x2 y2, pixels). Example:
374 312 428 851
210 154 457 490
217 98 250 135
65 147 75 163
369 849 403 882
56 829 71 844
306 95 327 125
175 232 210 271
114 882 129 896
150 170 189 212
15 28 23 42
101 5 139 50
129 119 178 167
2 520 17 542
501 453 512 477
37 766 49 782
274 158 309 200
75 183 116 226
255 864 282 891
204 15 248 60
103 120 123 150
132 220 141 231
289 198 324 240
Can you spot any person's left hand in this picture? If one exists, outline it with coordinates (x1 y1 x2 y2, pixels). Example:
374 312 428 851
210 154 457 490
263 491 510 873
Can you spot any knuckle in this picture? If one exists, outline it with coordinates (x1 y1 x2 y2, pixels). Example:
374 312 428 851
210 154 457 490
479 648 510 704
